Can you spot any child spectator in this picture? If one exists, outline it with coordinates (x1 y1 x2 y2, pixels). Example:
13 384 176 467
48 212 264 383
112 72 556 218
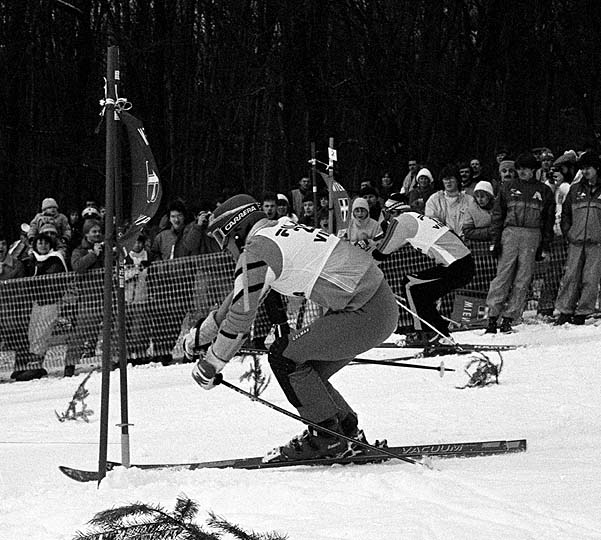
462 181 495 241
343 197 382 247
28 198 71 253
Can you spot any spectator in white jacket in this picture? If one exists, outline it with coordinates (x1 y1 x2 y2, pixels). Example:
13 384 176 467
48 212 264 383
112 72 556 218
343 196 382 247
425 164 474 235
462 180 495 241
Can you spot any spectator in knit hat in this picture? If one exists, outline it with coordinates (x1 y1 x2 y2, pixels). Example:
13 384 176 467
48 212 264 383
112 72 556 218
28 197 71 253
554 152 601 326
498 159 517 184
408 167 436 214
462 181 495 241
485 153 554 334
342 196 382 248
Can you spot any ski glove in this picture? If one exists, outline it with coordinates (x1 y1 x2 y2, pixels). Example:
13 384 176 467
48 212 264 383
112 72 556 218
191 346 227 390
183 311 219 360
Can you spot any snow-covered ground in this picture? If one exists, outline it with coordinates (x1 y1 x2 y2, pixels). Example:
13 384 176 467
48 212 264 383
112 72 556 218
1 320 601 540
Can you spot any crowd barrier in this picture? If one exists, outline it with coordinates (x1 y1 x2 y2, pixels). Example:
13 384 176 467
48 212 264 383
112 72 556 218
0 238 569 378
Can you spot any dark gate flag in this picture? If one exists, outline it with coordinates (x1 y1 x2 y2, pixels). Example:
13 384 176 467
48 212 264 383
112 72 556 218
119 111 162 248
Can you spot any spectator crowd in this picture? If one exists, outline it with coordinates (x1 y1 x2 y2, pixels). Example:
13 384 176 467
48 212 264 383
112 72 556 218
2 143 601 381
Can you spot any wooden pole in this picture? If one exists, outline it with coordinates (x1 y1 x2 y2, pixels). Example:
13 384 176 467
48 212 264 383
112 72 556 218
97 44 118 486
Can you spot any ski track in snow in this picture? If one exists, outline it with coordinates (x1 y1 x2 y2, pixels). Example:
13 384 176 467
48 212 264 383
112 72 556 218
1 320 601 539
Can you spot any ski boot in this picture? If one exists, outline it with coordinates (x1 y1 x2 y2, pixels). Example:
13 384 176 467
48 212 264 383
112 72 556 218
263 418 348 463
572 314 586 325
499 317 513 333
484 317 498 334
554 313 572 326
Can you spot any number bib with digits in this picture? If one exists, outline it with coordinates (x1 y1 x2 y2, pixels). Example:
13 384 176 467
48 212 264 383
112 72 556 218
255 222 339 297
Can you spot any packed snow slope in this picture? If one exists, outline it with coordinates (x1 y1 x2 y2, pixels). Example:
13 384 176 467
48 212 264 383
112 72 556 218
1 321 601 540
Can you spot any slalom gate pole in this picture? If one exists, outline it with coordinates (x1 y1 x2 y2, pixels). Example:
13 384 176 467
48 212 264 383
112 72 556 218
97 44 119 487
215 375 429 468
393 293 463 350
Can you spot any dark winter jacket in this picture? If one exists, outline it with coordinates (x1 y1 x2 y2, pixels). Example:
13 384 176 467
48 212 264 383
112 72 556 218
31 250 69 305
491 177 555 250
408 185 436 214
560 180 601 245
462 198 494 241
150 222 203 261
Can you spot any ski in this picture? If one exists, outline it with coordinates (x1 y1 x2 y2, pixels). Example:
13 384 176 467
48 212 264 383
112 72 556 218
59 438 526 482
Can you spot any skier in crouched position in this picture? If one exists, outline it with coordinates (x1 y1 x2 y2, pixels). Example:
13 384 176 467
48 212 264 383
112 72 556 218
183 194 398 462
372 195 474 345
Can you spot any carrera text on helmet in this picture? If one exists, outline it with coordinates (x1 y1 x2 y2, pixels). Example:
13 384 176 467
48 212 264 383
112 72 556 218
223 204 260 232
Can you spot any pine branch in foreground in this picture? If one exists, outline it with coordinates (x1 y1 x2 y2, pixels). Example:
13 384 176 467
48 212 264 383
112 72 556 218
207 511 288 540
72 496 288 540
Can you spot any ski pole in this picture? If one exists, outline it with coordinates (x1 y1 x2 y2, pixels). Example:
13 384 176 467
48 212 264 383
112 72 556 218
393 293 463 350
352 357 453 376
239 346 452 373
214 375 430 468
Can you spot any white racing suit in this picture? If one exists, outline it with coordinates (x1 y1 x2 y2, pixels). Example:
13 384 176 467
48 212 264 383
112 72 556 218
375 212 474 336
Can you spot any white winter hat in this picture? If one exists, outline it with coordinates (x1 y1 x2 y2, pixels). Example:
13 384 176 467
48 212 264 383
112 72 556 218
353 197 370 212
415 168 433 183
276 193 289 205
474 181 495 196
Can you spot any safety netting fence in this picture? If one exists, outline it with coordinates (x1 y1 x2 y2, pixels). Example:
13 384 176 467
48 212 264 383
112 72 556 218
0 239 569 378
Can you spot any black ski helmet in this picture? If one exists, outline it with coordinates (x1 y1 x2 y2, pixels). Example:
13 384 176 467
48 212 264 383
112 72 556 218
207 194 266 250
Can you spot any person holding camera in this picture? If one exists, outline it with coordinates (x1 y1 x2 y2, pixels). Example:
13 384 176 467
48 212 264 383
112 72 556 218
63 219 105 376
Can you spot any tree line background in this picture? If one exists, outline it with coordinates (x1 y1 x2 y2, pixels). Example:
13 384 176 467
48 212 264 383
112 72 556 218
1 0 600 238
